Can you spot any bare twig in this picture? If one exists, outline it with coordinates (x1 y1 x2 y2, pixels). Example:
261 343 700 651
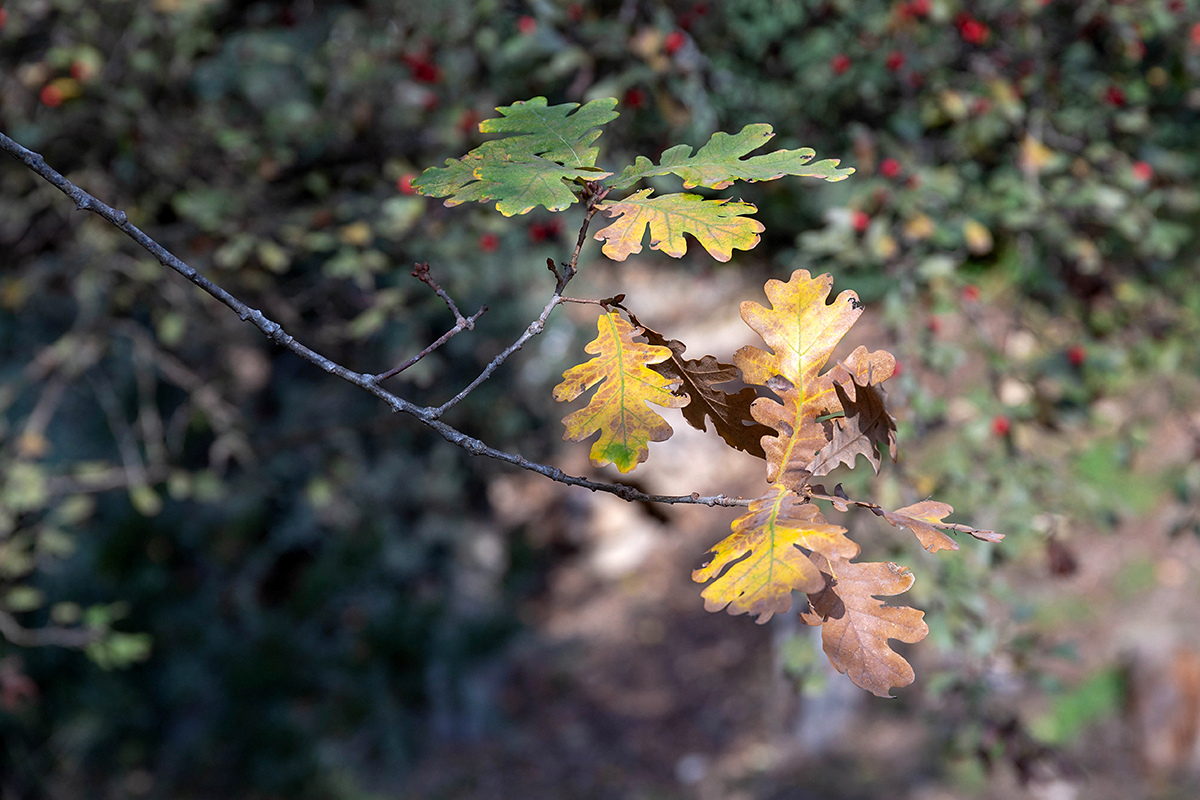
374 263 488 381
0 612 99 649
1 132 749 508
428 187 607 418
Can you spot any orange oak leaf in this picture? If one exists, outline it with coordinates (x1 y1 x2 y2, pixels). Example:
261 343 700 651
592 190 765 262
800 555 929 697
552 312 686 472
631 318 772 459
883 501 1003 552
734 270 865 490
693 484 860 624
807 348 898 477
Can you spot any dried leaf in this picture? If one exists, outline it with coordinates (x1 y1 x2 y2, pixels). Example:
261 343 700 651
552 312 686 472
611 124 853 191
632 318 772 458
808 349 898 477
734 270 866 490
693 484 859 624
800 555 929 697
592 190 764 262
883 501 1003 552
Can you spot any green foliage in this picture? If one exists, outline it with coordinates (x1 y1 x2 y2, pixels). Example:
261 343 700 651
414 96 849 258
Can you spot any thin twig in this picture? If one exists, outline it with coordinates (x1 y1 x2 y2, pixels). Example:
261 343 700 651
374 304 488 382
0 132 749 508
428 188 607 418
374 263 488 381
0 612 99 649
410 261 466 321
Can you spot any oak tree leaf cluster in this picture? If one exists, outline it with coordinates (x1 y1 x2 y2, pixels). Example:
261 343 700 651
414 95 1000 696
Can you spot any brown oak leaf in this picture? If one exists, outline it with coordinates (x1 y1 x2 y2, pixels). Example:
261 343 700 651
807 348 897 477
630 317 772 458
800 555 929 697
883 501 1003 552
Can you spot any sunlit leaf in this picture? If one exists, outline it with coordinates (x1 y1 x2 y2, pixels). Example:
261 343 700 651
734 270 868 489
413 96 618 216
476 96 620 168
693 484 859 623
552 312 686 472
610 124 854 191
593 189 764 262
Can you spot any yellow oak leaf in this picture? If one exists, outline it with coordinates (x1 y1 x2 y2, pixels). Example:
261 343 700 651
734 270 869 490
592 189 764 262
692 484 859 624
552 312 686 472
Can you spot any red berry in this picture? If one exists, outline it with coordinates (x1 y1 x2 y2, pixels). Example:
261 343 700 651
1191 22 1200 46
962 284 981 303
831 54 851 75
405 56 441 84
926 316 942 334
665 31 686 56
959 18 989 45
851 210 870 232
479 233 500 253
457 108 479 135
885 51 905 72
1105 85 1126 106
40 84 63 107
529 220 562 243
991 415 1011 437
397 174 417 195
879 158 901 179
908 0 931 15
1131 161 1152 182
70 60 93 81
1067 345 1087 367
517 15 537 35
623 87 646 109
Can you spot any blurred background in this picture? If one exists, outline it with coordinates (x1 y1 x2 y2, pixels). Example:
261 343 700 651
2 0 1200 798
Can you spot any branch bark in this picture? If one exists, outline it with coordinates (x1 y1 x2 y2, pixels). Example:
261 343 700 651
0 132 750 509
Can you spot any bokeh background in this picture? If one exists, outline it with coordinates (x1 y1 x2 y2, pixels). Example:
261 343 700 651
2 1 1200 798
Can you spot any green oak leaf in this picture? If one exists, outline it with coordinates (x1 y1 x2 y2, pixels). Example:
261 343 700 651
413 96 619 216
610 124 854 191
